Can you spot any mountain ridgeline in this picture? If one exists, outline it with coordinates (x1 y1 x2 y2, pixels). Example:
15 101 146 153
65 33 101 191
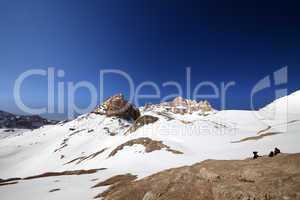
0 110 58 129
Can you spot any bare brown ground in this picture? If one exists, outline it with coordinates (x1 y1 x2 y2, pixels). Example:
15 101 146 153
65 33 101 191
255 120 299 136
0 168 106 189
64 148 107 165
108 137 183 157
23 168 106 180
0 177 21 183
94 153 300 200
64 156 86 165
0 181 19 187
54 130 87 153
92 174 138 199
49 188 61 192
92 174 137 188
231 132 282 143
179 120 193 124
256 126 271 135
54 144 67 152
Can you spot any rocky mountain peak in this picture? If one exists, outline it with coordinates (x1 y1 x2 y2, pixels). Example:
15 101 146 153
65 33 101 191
93 94 140 121
142 96 213 114
170 96 213 114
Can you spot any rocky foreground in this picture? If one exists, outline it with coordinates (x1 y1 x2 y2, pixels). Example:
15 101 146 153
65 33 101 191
95 153 300 200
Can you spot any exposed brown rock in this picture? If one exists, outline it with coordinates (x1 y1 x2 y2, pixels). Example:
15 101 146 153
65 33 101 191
231 132 282 143
256 126 271 135
49 188 60 193
93 174 138 199
0 171 114 187
127 115 159 133
63 156 86 165
96 153 300 200
0 181 18 187
0 177 22 183
54 138 69 153
154 111 174 121
23 168 106 180
170 97 213 114
92 174 137 188
64 148 107 165
94 94 140 120
108 137 183 157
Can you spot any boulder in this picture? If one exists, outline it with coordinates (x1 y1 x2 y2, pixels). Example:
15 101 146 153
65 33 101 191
94 94 140 121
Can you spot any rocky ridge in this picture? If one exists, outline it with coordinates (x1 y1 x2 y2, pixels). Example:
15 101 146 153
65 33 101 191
0 110 58 129
143 96 214 114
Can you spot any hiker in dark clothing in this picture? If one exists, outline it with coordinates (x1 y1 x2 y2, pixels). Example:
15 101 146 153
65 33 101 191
269 151 274 157
253 151 260 159
274 147 281 155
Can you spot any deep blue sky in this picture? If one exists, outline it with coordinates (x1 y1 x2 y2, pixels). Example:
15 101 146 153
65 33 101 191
0 0 299 119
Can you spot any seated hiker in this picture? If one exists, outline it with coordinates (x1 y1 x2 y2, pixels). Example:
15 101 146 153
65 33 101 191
253 151 260 159
274 147 281 155
268 151 274 157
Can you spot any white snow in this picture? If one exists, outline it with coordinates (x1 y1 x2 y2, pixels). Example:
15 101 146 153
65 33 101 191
1 91 300 199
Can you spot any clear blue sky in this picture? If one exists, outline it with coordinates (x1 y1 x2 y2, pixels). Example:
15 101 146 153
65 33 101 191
0 0 299 119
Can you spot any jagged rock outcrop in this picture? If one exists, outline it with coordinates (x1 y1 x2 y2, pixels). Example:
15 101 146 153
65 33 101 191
127 115 159 133
108 137 183 157
170 96 213 114
93 94 140 121
95 153 300 200
142 97 213 115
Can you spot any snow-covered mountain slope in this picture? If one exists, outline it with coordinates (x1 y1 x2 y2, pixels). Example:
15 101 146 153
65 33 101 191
263 90 300 113
0 128 30 139
1 92 300 200
260 90 300 121
0 110 58 139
